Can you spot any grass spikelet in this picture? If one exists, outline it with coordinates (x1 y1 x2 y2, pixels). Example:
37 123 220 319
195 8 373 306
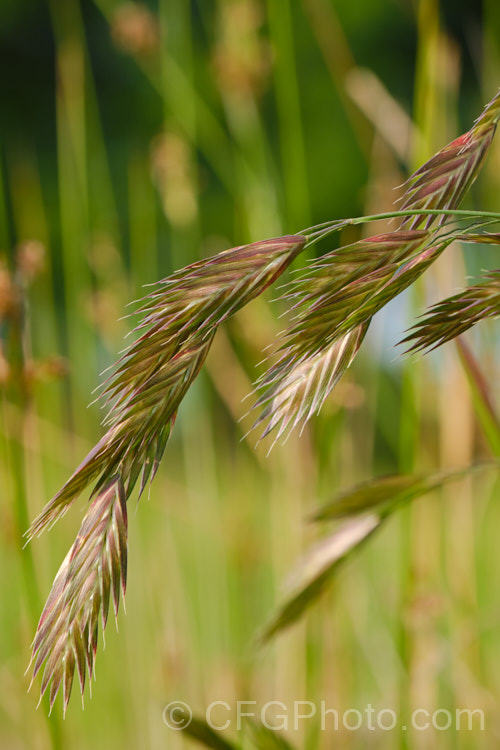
398 89 500 229
254 324 369 444
28 478 127 714
252 230 449 441
401 268 500 353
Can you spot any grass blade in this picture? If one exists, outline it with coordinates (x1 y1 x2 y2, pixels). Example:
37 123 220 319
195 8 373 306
260 463 495 643
259 515 381 643
180 713 240 750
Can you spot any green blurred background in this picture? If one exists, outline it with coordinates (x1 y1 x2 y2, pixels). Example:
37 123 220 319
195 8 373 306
1 0 500 748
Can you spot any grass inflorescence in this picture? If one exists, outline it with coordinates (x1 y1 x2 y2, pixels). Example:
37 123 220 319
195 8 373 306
27 87 500 714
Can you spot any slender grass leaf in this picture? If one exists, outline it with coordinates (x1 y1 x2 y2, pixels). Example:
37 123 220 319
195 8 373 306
262 463 495 643
180 713 241 750
456 338 500 457
313 463 495 521
259 515 381 643
246 720 298 750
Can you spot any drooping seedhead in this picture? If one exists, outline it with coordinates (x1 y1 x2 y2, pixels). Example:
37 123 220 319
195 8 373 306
27 234 306 710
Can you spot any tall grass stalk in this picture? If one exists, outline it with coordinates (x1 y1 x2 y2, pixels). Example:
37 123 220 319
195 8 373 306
1 263 64 746
266 0 311 229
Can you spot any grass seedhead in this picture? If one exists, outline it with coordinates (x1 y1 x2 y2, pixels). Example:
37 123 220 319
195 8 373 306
26 86 500 712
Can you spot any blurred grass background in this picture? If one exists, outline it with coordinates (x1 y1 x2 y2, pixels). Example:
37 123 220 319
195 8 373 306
1 0 500 748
